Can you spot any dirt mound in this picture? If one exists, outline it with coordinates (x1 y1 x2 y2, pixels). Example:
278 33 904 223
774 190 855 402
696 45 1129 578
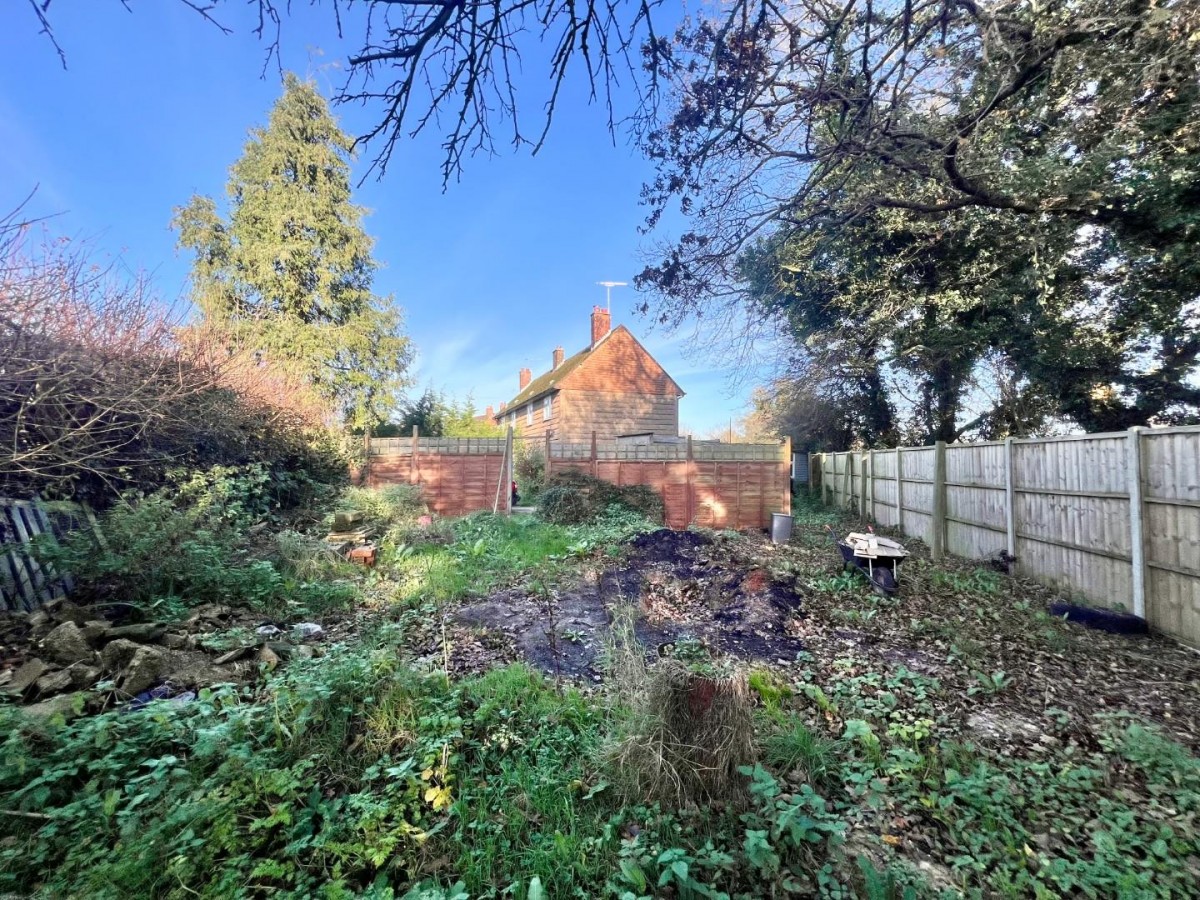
628 528 712 563
452 530 807 680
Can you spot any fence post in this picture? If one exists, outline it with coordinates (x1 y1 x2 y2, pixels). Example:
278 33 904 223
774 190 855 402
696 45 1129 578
410 425 419 485
931 440 947 561
783 437 792 515
1004 437 1016 559
1128 426 1147 620
868 449 875 521
544 432 552 481
362 425 371 486
591 430 598 480
859 452 868 519
896 448 904 532
505 426 515 515
807 452 815 496
686 434 695 525
842 452 851 511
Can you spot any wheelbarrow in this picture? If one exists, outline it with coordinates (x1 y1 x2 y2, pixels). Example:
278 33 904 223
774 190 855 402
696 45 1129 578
825 526 909 596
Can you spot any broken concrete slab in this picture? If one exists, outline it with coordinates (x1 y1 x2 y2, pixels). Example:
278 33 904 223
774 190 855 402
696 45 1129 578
117 646 168 696
105 623 168 644
80 621 112 645
70 665 103 690
5 658 49 695
100 638 143 673
34 669 74 696
41 621 95 666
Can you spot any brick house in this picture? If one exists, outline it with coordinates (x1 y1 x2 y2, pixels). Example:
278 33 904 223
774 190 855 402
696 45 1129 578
494 308 684 441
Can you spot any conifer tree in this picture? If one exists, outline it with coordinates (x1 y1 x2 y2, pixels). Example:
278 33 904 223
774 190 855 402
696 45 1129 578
174 73 412 430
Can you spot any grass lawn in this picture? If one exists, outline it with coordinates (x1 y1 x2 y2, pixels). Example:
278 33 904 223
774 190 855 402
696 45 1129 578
2 494 1198 898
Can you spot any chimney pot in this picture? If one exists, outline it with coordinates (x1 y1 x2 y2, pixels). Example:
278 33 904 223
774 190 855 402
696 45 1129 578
590 306 612 347
552 346 564 370
519 367 532 390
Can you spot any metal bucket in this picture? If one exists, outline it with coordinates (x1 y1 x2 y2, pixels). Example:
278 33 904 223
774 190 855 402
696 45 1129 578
771 512 793 544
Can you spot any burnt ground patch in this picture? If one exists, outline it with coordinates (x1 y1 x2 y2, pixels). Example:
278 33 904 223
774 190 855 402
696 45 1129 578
451 528 807 679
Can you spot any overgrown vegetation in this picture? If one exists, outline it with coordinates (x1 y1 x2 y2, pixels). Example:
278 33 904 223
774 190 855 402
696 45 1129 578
0 230 347 507
538 471 665 526
5 482 1200 898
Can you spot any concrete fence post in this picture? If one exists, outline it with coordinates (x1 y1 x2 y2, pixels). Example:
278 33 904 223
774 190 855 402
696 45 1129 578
1004 437 1016 559
896 448 904 532
1128 426 1147 620
842 452 851 512
859 452 868 520
931 440 947 561
868 449 876 521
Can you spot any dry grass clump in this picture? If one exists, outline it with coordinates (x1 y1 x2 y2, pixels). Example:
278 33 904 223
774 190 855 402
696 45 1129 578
604 611 756 807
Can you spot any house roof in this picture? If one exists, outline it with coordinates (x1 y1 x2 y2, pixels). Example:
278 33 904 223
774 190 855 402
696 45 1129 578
496 325 683 416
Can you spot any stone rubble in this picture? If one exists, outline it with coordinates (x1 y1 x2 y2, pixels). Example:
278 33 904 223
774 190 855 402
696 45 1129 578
0 596 329 715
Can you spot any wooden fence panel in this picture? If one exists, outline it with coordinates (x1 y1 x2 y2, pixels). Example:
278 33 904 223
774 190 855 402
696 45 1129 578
870 451 899 528
1 499 77 612
1141 428 1200 646
813 425 1200 647
366 452 509 518
1012 434 1132 613
945 443 1009 559
367 437 790 531
899 447 935 546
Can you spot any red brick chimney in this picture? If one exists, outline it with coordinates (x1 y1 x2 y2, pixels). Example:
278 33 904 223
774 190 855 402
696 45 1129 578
484 405 494 418
590 306 611 347
552 346 564 369
519 368 532 390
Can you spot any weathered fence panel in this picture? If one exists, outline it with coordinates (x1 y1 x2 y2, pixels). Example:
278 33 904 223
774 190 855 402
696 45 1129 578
813 424 1200 647
366 432 511 518
366 434 792 530
1142 428 1200 644
1 499 76 612
945 442 1009 561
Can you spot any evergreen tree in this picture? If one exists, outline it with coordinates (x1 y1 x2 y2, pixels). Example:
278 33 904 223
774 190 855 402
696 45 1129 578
174 73 412 430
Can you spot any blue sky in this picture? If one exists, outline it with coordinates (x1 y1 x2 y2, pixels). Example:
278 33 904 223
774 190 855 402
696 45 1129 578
1 1 766 434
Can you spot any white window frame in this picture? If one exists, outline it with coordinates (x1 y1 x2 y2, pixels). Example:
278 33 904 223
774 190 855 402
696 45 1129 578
544 395 553 419
526 403 534 425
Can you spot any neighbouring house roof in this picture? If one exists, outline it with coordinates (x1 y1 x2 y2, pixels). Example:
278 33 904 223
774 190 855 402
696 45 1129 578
496 325 683 417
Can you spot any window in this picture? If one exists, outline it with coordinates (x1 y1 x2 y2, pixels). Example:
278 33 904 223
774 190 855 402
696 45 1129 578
508 411 515 427
526 403 534 425
544 395 553 419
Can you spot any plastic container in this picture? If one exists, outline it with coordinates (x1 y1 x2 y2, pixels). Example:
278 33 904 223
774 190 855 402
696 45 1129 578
771 512 794 544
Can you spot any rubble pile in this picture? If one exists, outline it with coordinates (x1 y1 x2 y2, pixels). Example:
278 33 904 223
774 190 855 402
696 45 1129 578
0 598 328 719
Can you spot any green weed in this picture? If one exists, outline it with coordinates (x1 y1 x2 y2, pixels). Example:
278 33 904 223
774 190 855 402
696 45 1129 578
762 717 843 785
811 571 862 594
930 567 1002 595
967 669 1012 696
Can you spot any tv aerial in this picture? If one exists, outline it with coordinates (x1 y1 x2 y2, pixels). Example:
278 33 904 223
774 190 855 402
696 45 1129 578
596 281 627 311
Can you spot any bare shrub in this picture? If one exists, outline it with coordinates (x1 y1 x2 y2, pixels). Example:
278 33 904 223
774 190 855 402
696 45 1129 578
0 228 344 504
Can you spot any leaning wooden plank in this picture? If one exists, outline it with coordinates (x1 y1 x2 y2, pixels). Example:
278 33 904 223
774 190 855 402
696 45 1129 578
2 504 40 610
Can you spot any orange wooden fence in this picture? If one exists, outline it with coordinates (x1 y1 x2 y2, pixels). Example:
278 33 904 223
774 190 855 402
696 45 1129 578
366 432 791 529
365 435 510 517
